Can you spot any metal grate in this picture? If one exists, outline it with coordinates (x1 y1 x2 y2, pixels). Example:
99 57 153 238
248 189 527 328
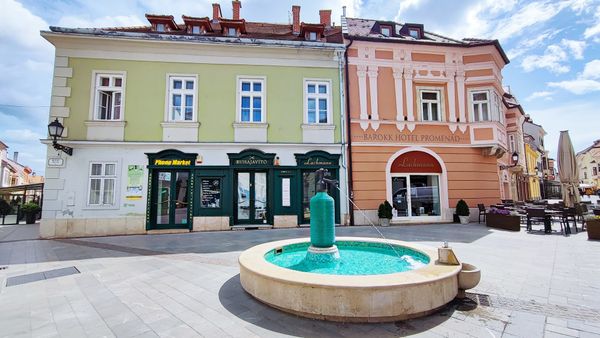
6 266 79 287
465 292 492 307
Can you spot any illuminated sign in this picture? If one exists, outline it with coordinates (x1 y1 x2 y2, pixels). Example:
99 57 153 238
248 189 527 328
154 159 192 166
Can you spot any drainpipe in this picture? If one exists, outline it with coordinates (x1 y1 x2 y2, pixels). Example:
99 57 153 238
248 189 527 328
336 49 350 226
344 38 355 226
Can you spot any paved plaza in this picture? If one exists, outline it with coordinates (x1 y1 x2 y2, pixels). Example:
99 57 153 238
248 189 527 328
1 222 599 338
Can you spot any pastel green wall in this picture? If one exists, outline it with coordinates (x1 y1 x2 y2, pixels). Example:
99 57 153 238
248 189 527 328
65 58 341 143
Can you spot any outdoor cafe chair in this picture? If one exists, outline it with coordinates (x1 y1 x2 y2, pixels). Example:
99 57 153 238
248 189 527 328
526 208 551 233
594 209 600 216
477 204 486 223
560 208 577 235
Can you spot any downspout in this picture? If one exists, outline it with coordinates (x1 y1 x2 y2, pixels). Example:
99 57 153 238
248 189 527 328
344 38 355 226
336 49 350 225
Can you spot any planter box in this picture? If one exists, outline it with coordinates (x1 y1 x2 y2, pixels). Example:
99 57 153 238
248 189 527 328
588 219 600 240
486 213 520 231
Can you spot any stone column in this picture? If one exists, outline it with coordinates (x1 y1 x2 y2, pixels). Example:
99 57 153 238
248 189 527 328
404 67 415 131
367 66 379 130
456 70 467 132
356 65 368 131
392 67 404 131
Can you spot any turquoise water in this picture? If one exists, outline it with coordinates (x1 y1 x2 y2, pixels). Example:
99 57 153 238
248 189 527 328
264 241 430 275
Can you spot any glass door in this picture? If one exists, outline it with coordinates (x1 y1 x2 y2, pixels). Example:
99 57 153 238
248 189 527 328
153 170 190 229
301 170 337 224
391 176 409 217
235 171 268 224
391 174 441 218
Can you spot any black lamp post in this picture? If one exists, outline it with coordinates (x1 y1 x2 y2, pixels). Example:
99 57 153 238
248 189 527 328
47 118 73 156
499 152 519 170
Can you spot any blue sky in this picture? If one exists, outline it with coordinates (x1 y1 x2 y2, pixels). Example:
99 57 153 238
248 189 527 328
1 0 599 175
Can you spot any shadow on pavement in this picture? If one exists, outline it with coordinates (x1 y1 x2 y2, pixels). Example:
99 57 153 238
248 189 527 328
218 274 469 337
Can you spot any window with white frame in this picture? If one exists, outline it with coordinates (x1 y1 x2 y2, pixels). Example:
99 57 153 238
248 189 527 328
305 81 330 124
308 32 317 41
509 134 516 153
419 89 441 121
228 27 237 37
94 74 123 120
471 91 490 121
380 26 391 37
191 25 201 34
493 92 503 124
238 78 264 123
167 76 196 121
88 162 117 206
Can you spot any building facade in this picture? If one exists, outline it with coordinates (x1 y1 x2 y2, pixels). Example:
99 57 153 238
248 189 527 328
343 17 510 224
577 139 600 192
502 93 528 201
523 120 547 200
40 2 348 238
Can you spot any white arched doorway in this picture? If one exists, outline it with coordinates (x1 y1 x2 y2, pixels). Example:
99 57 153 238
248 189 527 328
385 147 450 222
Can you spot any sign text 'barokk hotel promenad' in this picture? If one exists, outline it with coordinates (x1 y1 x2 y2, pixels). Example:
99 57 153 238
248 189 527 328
39 1 349 238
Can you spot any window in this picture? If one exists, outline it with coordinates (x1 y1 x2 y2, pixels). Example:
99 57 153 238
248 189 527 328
156 23 165 32
594 167 598 176
308 31 317 41
419 89 441 121
509 134 516 153
94 74 123 121
228 27 237 37
305 81 330 124
409 29 419 38
471 91 490 121
167 76 196 121
584 171 588 179
88 162 117 206
381 26 391 37
238 78 264 123
191 26 201 34
493 92 503 124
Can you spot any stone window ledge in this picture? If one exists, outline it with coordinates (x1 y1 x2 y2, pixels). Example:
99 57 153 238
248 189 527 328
233 122 269 129
160 122 200 128
301 124 335 130
84 120 126 127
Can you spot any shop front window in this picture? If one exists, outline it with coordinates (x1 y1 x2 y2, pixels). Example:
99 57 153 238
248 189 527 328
391 175 440 217
302 170 335 222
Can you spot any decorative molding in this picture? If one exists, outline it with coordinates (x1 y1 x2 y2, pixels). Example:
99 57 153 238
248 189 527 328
367 66 379 130
392 67 404 130
356 65 369 131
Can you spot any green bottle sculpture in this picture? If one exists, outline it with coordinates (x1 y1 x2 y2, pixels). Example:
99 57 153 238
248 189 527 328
310 169 336 248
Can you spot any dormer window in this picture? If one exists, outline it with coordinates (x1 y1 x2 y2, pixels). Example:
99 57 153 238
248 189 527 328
308 31 317 41
192 26 201 34
156 23 165 32
409 29 419 38
228 27 237 37
146 14 178 33
381 26 391 37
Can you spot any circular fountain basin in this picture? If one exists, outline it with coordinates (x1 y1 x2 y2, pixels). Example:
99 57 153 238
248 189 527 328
239 237 462 322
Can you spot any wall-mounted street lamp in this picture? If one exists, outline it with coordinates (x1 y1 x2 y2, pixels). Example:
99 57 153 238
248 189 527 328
499 152 519 170
47 118 73 156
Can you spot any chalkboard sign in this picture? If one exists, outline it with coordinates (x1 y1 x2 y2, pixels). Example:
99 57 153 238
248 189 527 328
201 178 221 208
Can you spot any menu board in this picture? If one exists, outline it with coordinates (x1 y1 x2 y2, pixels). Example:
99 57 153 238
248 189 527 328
201 179 221 208
281 178 291 207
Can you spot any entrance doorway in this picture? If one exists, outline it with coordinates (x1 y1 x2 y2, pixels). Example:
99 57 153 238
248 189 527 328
153 170 190 229
391 174 441 217
235 171 268 224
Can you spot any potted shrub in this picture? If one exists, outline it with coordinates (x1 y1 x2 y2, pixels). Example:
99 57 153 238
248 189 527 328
0 199 11 224
456 199 470 224
486 207 521 231
378 201 393 226
21 202 41 224
586 215 600 240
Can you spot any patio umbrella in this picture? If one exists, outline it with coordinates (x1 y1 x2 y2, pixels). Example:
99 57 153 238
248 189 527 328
557 130 580 207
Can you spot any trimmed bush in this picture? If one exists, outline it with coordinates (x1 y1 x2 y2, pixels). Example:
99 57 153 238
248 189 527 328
378 201 393 219
456 199 470 216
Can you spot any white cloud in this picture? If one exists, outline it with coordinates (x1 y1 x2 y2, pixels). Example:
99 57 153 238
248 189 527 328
3 129 45 143
584 5 600 38
548 59 600 94
57 15 145 28
506 30 561 60
395 0 425 21
560 39 586 59
526 91 554 101
521 45 570 74
0 0 49 49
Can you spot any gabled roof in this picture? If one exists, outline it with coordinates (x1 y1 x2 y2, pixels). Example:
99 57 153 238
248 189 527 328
343 17 509 64
577 139 600 156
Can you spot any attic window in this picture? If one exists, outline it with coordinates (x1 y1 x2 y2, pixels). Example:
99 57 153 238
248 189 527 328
192 26 201 34
156 23 166 32
381 26 391 37
409 28 419 39
308 31 317 41
228 27 237 37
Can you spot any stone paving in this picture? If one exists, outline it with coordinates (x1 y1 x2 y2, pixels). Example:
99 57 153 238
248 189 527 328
0 222 599 337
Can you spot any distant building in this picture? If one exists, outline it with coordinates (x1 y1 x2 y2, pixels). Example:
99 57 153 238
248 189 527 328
0 141 43 188
577 139 600 192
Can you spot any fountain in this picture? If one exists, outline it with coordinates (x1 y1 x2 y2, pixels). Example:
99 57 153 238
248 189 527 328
239 169 479 322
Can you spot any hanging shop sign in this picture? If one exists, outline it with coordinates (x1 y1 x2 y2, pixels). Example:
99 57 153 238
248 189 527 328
126 165 144 200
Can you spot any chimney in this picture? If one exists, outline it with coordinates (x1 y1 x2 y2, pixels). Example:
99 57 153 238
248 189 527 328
212 3 222 22
292 5 300 34
13 152 18 163
232 1 241 20
319 10 331 27
342 6 346 17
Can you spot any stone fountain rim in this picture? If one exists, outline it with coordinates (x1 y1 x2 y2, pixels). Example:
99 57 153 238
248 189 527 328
238 236 461 289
